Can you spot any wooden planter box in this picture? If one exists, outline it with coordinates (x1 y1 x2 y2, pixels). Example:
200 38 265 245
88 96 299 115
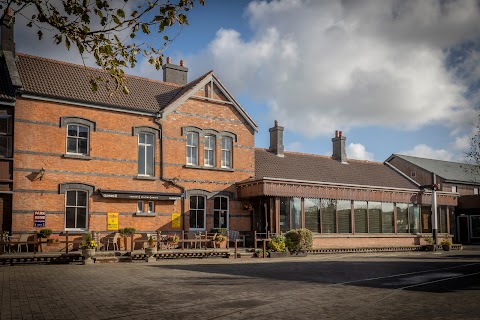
268 252 288 258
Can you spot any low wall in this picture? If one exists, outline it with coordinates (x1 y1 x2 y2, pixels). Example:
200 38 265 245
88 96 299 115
312 234 452 249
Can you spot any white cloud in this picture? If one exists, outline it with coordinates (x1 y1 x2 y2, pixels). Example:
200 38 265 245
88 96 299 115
346 143 374 161
400 144 454 161
188 0 480 138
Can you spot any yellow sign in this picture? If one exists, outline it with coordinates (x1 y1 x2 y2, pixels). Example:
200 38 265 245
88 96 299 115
172 213 181 229
107 212 119 230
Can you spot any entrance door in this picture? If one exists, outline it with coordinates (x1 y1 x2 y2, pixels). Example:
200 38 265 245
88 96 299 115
457 216 470 244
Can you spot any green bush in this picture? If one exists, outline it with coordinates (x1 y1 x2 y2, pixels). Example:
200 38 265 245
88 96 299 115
38 228 52 238
268 234 287 252
285 229 313 252
119 227 136 237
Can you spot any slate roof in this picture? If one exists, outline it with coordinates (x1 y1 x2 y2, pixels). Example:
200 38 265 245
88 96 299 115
255 149 419 190
390 154 480 184
15 53 183 113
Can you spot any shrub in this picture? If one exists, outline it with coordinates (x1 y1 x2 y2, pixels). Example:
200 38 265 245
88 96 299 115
38 228 52 238
440 239 452 246
285 229 313 252
119 227 136 237
268 234 287 252
424 236 434 245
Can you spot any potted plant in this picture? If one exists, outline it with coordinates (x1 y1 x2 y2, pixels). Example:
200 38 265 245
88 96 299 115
38 228 52 239
268 234 288 258
145 235 157 256
46 235 60 246
440 239 452 251
80 234 97 263
119 227 136 250
424 236 435 251
167 234 179 249
214 234 227 248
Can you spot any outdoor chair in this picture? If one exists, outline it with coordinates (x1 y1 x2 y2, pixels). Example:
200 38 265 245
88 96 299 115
105 232 119 251
228 230 246 247
17 233 30 252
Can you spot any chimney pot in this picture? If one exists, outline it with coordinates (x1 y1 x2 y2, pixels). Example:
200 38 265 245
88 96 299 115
269 120 284 157
162 57 188 85
332 130 347 163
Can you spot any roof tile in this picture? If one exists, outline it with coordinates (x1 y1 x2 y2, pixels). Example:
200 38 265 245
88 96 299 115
255 149 418 189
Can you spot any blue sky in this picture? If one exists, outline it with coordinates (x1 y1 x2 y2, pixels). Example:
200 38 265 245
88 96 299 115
14 0 480 163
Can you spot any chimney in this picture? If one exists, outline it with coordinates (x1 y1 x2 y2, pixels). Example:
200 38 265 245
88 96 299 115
162 57 188 85
269 120 284 157
332 130 347 163
1 8 15 54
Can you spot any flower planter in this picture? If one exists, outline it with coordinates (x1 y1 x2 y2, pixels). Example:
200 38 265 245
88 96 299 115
214 240 227 249
145 247 157 256
82 248 96 264
442 245 451 251
425 245 434 251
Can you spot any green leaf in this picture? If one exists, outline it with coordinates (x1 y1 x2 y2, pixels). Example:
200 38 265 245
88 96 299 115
122 86 129 94
37 30 43 40
130 33 136 39
112 15 120 25
141 24 150 34
163 35 169 41
116 9 125 18
65 38 71 50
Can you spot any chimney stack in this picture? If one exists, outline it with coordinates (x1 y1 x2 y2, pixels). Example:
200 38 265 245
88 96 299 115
1 8 15 54
162 57 188 85
269 120 284 157
332 130 347 163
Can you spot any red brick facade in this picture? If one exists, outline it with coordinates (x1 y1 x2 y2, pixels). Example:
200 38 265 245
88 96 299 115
12 78 255 234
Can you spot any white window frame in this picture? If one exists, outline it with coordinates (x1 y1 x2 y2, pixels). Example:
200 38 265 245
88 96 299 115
138 133 154 176
221 136 232 168
65 190 88 231
452 186 458 193
186 132 199 166
66 124 89 155
137 201 144 213
148 201 154 213
474 188 479 195
213 196 229 230
204 135 215 167
189 195 206 231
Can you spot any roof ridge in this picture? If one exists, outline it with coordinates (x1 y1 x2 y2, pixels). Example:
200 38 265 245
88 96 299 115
16 52 183 88
257 148 383 164
394 153 473 166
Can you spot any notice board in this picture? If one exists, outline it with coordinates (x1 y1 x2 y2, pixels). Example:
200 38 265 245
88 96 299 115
107 212 119 230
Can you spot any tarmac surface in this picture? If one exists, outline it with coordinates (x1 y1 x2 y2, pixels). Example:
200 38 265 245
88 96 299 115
1 250 480 319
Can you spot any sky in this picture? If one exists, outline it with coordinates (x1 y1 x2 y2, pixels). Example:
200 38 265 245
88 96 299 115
12 0 480 163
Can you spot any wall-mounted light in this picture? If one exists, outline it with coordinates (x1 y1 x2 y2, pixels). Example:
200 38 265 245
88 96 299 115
37 168 45 181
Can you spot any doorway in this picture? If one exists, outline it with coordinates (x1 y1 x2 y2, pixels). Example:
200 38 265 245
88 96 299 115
457 215 470 244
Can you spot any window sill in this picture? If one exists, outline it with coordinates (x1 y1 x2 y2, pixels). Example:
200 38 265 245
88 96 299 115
135 175 157 181
134 212 156 217
184 165 234 172
63 154 92 160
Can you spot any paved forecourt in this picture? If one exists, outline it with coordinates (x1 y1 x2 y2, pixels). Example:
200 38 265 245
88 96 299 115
1 250 479 320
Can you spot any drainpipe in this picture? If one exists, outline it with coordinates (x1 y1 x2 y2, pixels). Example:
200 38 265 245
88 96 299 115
154 115 187 232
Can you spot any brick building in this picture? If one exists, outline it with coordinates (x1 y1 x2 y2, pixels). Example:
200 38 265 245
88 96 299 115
386 154 480 244
0 21 257 237
0 19 460 249
237 125 458 248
